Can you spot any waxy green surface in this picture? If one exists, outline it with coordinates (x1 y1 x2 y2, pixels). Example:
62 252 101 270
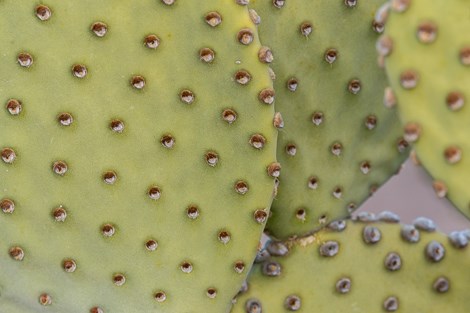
0 1 277 312
384 0 470 219
248 0 408 239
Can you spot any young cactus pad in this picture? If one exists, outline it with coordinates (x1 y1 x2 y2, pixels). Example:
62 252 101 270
248 0 409 239
232 217 470 312
382 0 470 218
0 1 277 312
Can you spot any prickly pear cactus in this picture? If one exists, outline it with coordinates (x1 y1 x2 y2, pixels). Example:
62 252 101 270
232 216 470 312
381 0 470 218
0 1 277 312
248 0 409 239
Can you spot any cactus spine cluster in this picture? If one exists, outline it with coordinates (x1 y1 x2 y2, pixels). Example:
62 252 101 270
0 0 469 313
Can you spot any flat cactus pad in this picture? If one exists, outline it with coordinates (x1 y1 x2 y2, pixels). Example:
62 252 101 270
0 1 277 312
232 217 470 312
249 0 409 239
382 0 470 218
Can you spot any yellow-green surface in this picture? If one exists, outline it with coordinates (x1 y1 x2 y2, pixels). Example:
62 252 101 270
0 1 277 312
249 0 408 239
232 221 470 312
384 0 470 218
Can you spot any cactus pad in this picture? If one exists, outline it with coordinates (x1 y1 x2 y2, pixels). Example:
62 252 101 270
249 0 409 239
232 217 470 312
382 0 470 218
0 1 277 312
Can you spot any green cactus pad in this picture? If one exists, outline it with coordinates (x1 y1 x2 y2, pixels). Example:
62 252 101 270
0 1 277 312
382 0 470 218
249 0 409 239
232 217 470 312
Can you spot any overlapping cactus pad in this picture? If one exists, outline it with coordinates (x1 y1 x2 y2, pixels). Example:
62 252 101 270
249 0 409 239
382 0 470 218
232 217 470 312
0 1 278 312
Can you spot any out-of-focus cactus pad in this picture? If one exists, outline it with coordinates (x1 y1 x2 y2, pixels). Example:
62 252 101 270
383 0 470 218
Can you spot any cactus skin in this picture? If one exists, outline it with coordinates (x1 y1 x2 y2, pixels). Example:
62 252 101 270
0 1 277 312
382 0 470 218
249 0 409 239
232 218 470 313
